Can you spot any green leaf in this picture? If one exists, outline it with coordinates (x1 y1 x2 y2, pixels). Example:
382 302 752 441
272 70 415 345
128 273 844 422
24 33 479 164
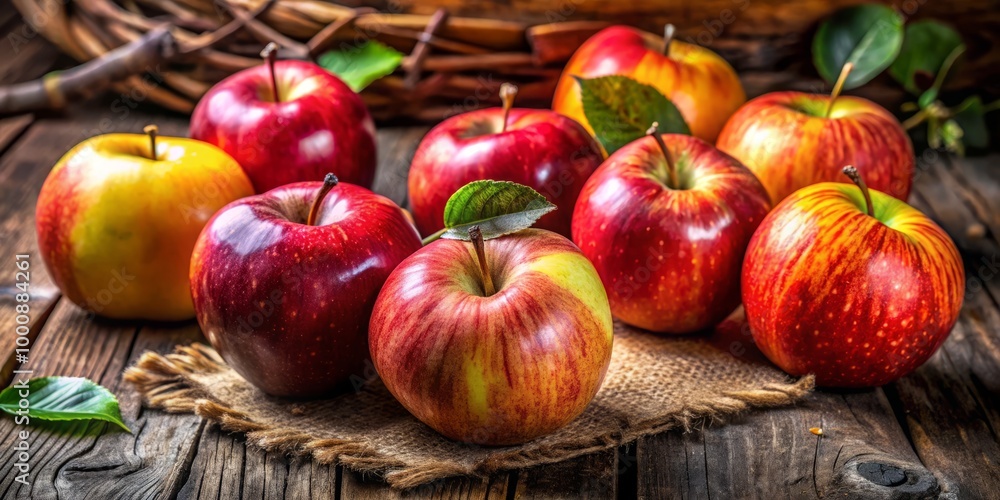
890 21 964 94
951 96 988 151
439 181 556 241
317 41 403 92
0 377 130 432
813 4 904 89
576 75 689 155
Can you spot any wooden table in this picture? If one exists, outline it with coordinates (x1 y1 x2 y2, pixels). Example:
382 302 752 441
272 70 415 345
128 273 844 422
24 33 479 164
1 12 999 500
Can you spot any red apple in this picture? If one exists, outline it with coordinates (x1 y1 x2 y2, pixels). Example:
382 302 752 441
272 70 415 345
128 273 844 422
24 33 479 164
190 48 376 193
572 128 771 334
369 228 613 445
36 126 253 320
553 25 746 143
742 167 964 387
408 84 602 238
717 80 914 205
190 175 421 397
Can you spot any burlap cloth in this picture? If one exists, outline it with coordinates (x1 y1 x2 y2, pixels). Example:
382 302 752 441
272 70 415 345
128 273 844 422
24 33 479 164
124 316 813 489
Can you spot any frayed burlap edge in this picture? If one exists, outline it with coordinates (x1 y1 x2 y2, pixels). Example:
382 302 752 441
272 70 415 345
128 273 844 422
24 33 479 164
124 343 813 489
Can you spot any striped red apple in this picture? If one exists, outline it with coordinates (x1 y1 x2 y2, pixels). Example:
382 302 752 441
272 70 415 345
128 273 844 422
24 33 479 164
553 25 745 143
742 167 964 387
717 64 914 204
369 227 613 445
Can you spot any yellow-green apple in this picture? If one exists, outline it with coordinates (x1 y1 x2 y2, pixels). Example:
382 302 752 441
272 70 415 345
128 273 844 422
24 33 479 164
717 64 914 204
190 44 376 193
36 126 253 321
190 175 422 397
408 84 602 238
369 227 613 445
572 125 771 334
553 25 745 143
742 166 964 387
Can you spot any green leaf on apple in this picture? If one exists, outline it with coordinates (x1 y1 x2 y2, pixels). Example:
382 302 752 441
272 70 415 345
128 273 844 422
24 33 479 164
813 4 904 90
575 75 689 155
436 180 556 242
889 20 964 95
0 377 130 432
317 41 403 92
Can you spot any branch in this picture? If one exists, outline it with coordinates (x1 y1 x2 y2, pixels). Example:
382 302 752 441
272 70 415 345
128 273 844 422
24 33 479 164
0 27 176 116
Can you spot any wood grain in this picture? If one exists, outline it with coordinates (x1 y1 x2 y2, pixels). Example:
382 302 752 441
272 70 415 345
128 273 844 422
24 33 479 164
636 386 939 498
891 159 1000 499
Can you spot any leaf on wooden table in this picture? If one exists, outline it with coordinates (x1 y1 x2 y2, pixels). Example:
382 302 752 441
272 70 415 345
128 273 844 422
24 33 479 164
0 376 130 432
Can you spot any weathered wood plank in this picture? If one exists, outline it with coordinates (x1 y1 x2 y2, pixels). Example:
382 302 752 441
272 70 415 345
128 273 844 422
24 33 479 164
53 323 206 500
372 125 431 208
0 301 138 499
513 449 618 499
341 469 507 499
888 159 1000 498
637 389 940 498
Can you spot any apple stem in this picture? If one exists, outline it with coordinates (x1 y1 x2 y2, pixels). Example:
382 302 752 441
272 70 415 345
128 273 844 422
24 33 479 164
261 42 281 103
143 124 158 160
307 173 339 226
469 225 496 296
825 62 854 119
645 122 678 190
499 83 518 133
842 166 874 217
662 24 676 55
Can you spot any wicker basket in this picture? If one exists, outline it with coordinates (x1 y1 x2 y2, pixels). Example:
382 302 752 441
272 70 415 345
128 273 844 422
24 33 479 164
12 0 612 121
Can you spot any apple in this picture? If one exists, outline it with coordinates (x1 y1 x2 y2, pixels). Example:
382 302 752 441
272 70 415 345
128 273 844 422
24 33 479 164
742 166 964 387
717 64 914 205
369 227 613 445
36 125 254 321
190 175 422 397
408 84 602 238
552 25 746 143
190 44 377 193
572 125 771 334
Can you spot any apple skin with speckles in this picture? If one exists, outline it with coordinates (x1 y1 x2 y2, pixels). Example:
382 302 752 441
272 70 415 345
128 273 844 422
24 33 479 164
552 25 746 143
407 108 603 238
190 60 377 193
572 134 771 334
742 182 964 388
369 229 613 445
717 91 914 205
190 181 422 398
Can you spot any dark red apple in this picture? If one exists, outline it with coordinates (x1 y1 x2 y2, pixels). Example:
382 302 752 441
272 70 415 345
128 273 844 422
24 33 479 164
408 84 602 238
190 47 377 193
190 175 421 397
572 126 771 334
